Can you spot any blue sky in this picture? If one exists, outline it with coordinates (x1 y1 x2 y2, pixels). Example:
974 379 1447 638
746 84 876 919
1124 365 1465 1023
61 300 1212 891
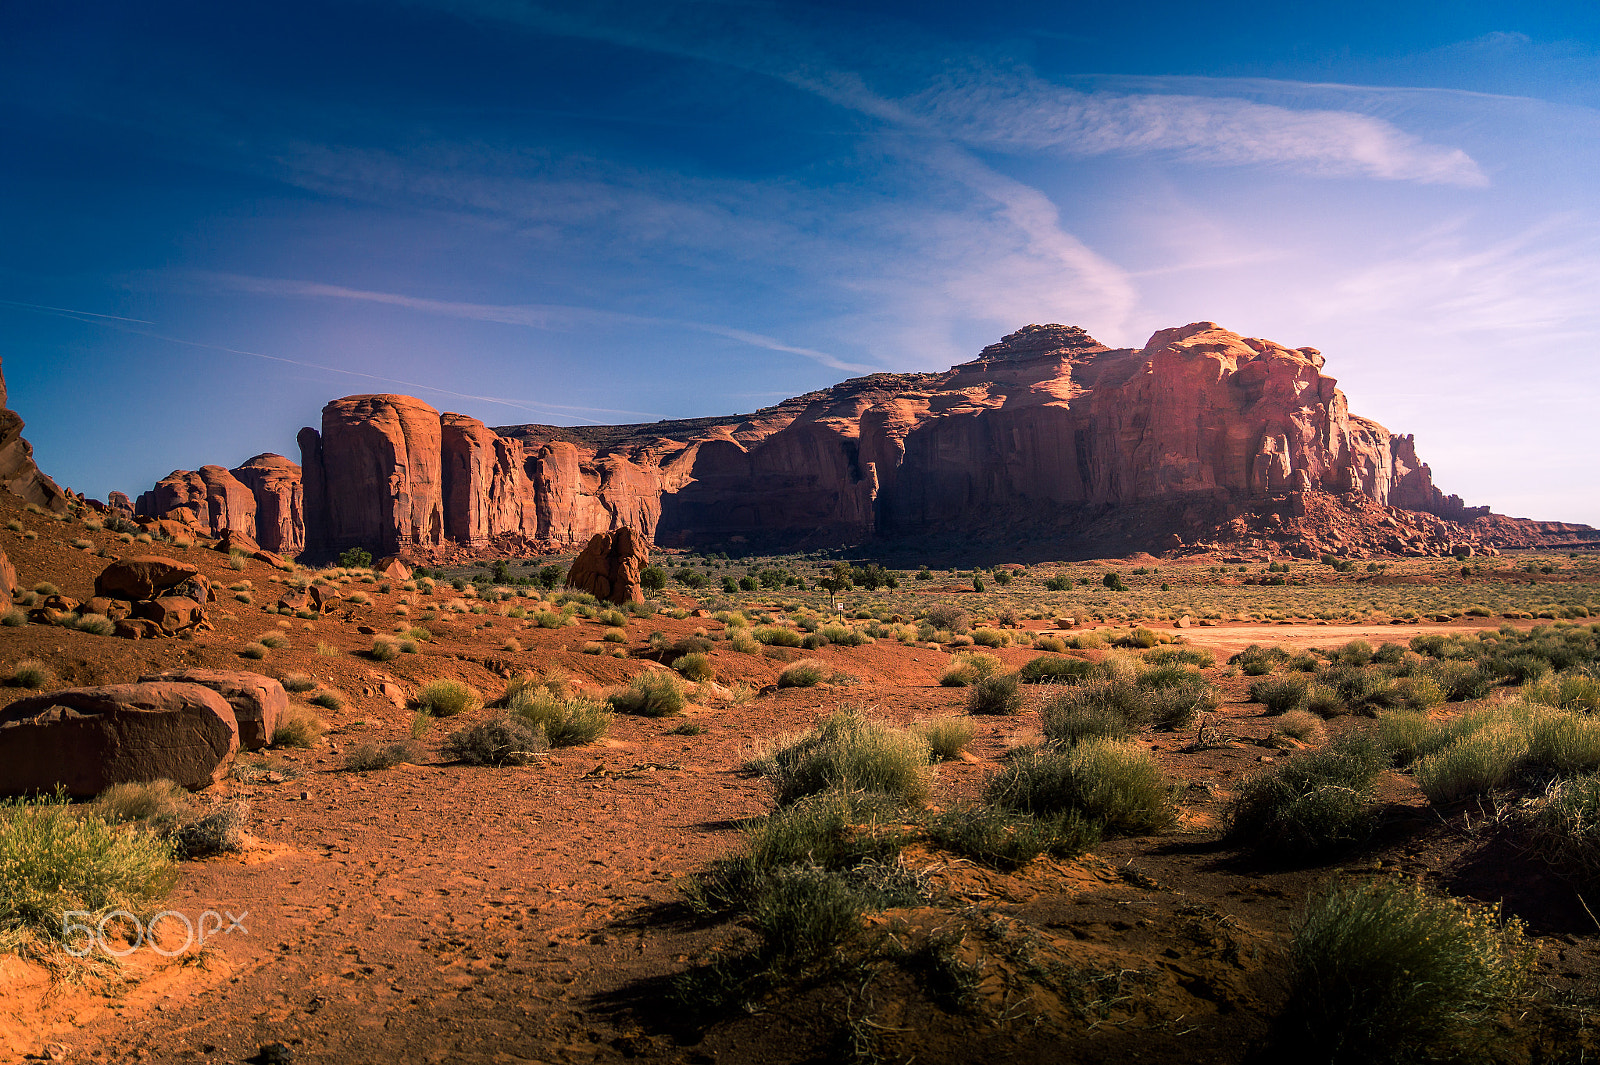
3 1 1597 523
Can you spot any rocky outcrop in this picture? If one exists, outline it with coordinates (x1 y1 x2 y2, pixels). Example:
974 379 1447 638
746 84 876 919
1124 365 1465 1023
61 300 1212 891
0 683 239 797
565 527 648 603
0 356 70 512
95 555 200 601
136 321 1593 560
299 394 446 560
138 669 286 750
231 453 304 555
136 465 257 539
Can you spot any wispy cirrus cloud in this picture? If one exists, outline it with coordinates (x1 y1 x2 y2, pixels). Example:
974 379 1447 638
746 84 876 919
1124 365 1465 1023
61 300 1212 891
207 274 876 374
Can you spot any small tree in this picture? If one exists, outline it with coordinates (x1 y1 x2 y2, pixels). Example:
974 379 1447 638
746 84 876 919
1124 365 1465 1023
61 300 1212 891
339 547 373 569
640 565 667 592
721 575 739 594
1102 571 1128 592
536 564 565 590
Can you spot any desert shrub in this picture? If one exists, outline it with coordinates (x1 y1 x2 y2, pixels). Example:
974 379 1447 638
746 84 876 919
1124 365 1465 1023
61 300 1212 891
1146 646 1215 668
1033 635 1066 652
1224 735 1386 861
1017 654 1097 684
914 716 977 761
761 707 932 807
921 604 970 634
73 613 115 637
170 802 249 858
925 803 1097 870
342 742 420 771
1232 644 1290 676
1139 671 1218 731
314 641 339 655
753 625 803 647
1414 721 1529 804
986 740 1174 836
9 659 53 689
669 635 714 657
239 642 268 661
273 705 327 747
94 780 190 827
1388 675 1445 713
939 650 1003 687
0 610 25 627
1285 652 1322 673
1377 712 1445 767
510 689 612 747
1318 664 1395 713
1522 709 1600 776
607 672 687 716
308 689 344 711
965 673 1022 716
255 631 285 649
415 679 482 718
671 652 715 682
444 718 548 767
1334 639 1376 666
1372 641 1407 665
800 632 826 650
280 673 316 693
0 793 178 953
777 660 828 689
730 632 762 655
1526 773 1600 885
1038 679 1150 741
532 610 572 629
369 636 400 662
1275 879 1530 1065
970 627 1006 648
1302 683 1346 718
1251 675 1309 715
1112 627 1159 650
1269 709 1327 746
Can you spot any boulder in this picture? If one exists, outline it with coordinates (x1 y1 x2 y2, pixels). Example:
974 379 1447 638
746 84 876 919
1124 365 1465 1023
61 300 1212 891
308 584 336 612
214 528 261 555
138 669 286 750
132 596 204 634
564 527 649 604
40 594 79 614
377 557 412 581
114 618 163 640
277 590 310 613
148 519 197 543
0 683 239 797
253 550 289 570
82 596 128 620
95 555 199 601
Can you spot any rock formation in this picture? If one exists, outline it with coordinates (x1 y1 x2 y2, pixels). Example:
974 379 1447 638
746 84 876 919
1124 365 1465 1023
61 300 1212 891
0 682 239 797
565 527 648 604
231 453 305 555
136 465 257 539
132 321 1595 560
0 356 70 513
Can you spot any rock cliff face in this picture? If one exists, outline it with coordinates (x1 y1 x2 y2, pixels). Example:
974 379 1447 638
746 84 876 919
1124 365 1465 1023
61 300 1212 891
132 321 1593 560
0 356 70 513
230 454 304 556
136 465 257 539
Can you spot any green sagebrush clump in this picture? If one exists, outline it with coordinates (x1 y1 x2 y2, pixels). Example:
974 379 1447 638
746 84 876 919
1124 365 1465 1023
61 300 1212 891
964 672 1023 716
1 791 177 956
1524 773 1600 886
985 739 1174 836
759 707 932 807
940 650 1003 687
1273 878 1530 1065
1017 654 1098 684
924 802 1097 870
1225 734 1387 863
913 716 976 761
1412 703 1600 804
1038 673 1217 741
607 671 687 716
415 679 482 718
342 741 421 771
509 687 613 747
1231 644 1291 676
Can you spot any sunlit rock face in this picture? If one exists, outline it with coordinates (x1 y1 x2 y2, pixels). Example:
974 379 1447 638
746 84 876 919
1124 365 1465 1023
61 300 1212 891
137 322 1507 560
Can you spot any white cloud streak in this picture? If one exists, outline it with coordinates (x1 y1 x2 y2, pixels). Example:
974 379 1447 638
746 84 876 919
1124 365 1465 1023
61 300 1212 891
209 274 876 374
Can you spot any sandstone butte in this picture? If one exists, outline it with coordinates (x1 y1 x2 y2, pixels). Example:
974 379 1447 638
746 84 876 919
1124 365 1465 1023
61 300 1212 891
129 322 1596 562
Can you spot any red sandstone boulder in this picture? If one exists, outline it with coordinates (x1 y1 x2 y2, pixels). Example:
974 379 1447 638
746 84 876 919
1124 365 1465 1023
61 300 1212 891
133 596 204 633
138 669 286 750
377 557 412 581
0 683 240 796
214 528 261 555
114 618 162 640
565 526 648 604
95 555 199 601
277 590 310 613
